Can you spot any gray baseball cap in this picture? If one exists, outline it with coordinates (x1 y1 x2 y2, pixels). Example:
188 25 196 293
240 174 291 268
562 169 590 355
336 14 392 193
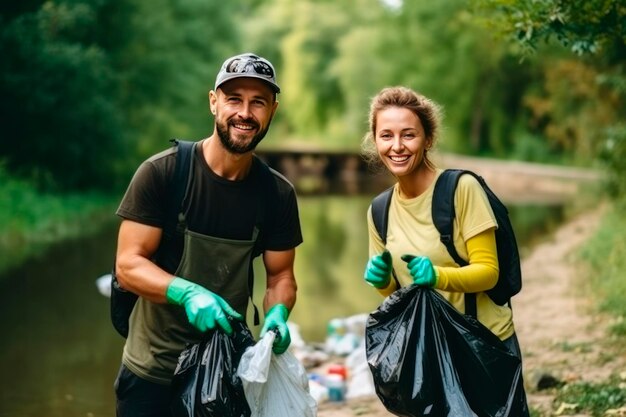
214 52 280 93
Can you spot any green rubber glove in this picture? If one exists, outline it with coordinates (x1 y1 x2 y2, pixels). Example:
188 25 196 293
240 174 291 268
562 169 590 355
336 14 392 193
401 255 437 287
166 277 243 335
364 250 393 288
260 303 291 354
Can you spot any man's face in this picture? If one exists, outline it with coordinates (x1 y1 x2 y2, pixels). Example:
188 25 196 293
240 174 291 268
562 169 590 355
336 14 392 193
210 78 278 154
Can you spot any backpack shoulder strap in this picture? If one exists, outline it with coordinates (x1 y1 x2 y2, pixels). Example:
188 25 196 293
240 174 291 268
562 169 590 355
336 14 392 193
432 169 480 318
432 169 470 267
163 139 195 236
371 186 394 244
370 185 401 288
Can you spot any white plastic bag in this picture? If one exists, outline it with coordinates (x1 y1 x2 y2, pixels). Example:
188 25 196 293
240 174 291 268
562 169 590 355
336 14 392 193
237 332 317 417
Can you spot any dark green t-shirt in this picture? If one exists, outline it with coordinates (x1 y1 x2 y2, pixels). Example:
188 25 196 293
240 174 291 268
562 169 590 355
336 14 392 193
116 141 303 383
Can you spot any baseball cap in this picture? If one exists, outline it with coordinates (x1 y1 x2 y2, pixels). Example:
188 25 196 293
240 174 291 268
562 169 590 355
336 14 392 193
214 52 280 93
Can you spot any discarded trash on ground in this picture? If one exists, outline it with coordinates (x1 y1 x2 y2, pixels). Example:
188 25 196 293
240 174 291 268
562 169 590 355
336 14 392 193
95 273 112 297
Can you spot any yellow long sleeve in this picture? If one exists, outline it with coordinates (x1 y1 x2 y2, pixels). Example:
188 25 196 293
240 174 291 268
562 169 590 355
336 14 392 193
434 228 499 293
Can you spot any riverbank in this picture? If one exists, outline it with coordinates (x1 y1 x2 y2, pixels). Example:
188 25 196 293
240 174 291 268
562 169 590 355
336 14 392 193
0 172 118 274
316 204 626 417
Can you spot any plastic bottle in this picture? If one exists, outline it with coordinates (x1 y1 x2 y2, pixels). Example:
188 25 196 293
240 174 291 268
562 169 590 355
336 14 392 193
327 363 348 380
325 373 346 402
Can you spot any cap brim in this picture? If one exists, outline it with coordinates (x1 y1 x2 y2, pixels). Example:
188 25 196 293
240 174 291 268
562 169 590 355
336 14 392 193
215 74 280 93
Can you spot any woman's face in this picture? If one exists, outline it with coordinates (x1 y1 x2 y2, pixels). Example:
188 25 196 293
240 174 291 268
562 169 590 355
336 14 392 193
374 106 430 179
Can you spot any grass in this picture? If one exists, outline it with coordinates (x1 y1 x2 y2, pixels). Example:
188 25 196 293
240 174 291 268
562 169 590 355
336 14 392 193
536 199 626 417
579 202 626 336
0 169 119 274
553 375 626 417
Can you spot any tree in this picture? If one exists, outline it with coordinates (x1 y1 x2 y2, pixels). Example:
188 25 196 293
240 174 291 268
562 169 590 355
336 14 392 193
0 2 124 191
475 0 626 194
474 0 625 56
0 0 243 191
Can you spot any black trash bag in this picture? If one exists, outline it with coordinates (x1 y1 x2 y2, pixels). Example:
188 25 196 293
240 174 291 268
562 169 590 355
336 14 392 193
366 285 525 417
170 320 255 417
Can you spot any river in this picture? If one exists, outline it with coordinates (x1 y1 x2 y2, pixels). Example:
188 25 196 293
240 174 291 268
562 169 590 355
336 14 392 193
0 193 564 417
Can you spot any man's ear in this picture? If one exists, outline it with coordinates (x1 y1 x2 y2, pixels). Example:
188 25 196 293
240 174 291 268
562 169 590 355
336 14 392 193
208 90 217 115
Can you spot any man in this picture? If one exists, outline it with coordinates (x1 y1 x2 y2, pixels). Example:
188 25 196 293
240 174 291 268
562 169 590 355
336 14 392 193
113 52 302 417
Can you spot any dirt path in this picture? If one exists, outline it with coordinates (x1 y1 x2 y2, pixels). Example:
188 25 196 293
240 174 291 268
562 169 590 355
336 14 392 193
317 205 625 417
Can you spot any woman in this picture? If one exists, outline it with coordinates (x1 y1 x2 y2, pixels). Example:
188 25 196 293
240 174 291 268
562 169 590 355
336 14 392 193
362 86 529 415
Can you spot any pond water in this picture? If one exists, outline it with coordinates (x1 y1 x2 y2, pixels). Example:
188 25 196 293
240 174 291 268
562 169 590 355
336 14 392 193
0 194 564 417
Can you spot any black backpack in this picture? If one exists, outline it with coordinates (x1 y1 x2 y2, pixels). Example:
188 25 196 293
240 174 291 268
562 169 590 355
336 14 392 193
371 169 522 317
111 139 274 337
110 139 195 338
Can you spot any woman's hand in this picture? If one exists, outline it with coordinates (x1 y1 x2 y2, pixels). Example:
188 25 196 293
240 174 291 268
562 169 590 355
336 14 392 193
401 255 437 288
364 250 393 288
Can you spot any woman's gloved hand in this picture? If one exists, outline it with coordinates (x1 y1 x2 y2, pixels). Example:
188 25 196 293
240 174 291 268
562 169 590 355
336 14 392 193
260 303 291 354
364 250 393 288
166 277 243 334
401 255 437 288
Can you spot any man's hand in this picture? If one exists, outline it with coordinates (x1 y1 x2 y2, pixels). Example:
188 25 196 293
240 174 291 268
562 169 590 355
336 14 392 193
364 250 393 288
166 277 243 334
401 255 437 288
260 304 291 354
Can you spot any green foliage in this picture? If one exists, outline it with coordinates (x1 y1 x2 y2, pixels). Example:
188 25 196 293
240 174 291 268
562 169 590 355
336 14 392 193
474 0 626 56
0 164 118 273
579 206 626 336
0 0 243 192
600 124 626 200
243 0 537 156
1 0 623 197
102 0 242 158
509 132 564 163
475 0 626 197
0 2 124 191
554 375 626 416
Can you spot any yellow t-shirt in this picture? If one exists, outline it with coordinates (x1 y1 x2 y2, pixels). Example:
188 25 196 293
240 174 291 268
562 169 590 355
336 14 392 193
367 169 515 340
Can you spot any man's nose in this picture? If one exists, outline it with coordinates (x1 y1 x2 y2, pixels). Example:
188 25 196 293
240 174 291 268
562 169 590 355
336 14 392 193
237 102 252 119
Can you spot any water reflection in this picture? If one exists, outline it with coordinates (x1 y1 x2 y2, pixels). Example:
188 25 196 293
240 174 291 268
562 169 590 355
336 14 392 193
0 195 564 417
0 225 122 417
252 195 383 343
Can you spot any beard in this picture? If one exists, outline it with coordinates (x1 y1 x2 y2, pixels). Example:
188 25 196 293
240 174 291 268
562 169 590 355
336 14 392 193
215 116 271 154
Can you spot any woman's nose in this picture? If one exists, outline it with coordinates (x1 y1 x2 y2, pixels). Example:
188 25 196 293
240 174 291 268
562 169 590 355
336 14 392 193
391 136 403 152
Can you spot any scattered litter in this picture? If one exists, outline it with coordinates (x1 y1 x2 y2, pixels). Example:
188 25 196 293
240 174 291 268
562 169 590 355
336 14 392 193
325 314 368 356
308 375 328 403
345 341 376 399
95 273 112 297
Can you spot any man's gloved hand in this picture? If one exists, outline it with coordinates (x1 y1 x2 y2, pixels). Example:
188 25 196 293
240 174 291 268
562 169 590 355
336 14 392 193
401 255 437 288
260 304 291 354
166 277 243 335
364 250 393 288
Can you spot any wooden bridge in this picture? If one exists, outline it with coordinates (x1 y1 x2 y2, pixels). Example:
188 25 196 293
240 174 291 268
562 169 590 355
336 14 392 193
255 149 603 204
